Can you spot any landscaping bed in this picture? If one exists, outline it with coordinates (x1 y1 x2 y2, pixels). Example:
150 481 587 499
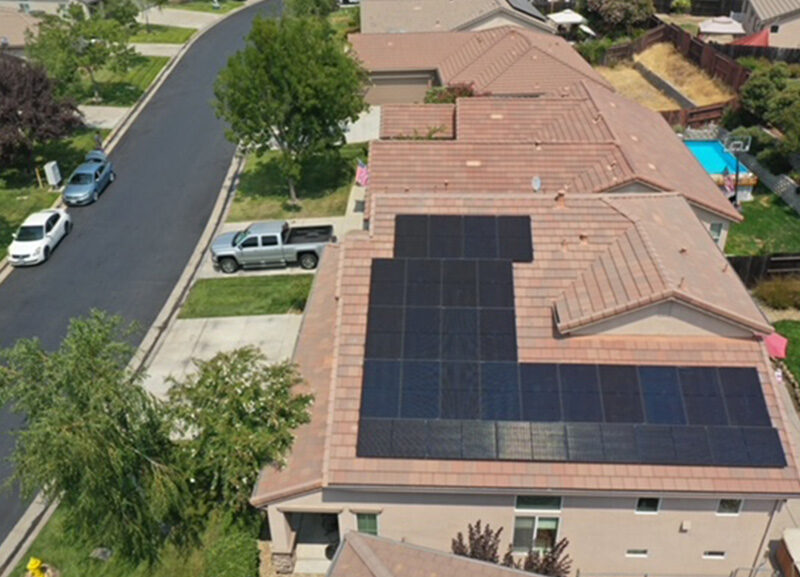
229 143 367 221
179 275 313 318
595 64 679 111
130 24 196 44
725 188 800 256
10 509 258 577
634 43 734 106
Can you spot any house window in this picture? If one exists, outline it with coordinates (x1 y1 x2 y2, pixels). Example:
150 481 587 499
626 549 649 558
771 24 780 33
512 517 559 553
710 222 723 243
717 499 743 515
516 496 562 511
703 551 726 559
635 498 660 514
356 513 378 536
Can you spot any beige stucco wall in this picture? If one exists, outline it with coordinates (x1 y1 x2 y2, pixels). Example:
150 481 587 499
268 489 782 576
692 204 732 250
570 300 753 338
365 73 436 105
770 15 800 49
465 12 551 34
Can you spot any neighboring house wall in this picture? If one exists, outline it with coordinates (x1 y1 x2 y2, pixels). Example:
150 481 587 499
692 204 732 249
267 489 780 576
569 301 755 338
462 11 545 31
770 15 800 48
366 72 437 105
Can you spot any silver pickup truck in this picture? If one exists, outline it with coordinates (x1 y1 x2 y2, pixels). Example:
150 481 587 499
210 221 334 273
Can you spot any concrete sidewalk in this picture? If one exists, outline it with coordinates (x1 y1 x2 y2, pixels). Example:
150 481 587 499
137 7 223 28
79 105 130 130
133 43 183 57
142 315 302 399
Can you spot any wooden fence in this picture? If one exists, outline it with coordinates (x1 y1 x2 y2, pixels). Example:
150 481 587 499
711 42 800 64
653 0 743 14
728 253 800 287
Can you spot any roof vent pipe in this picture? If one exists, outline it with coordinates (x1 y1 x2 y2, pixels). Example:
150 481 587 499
555 191 566 208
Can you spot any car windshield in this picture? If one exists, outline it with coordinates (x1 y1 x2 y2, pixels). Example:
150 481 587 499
232 228 250 246
16 226 44 241
69 173 93 185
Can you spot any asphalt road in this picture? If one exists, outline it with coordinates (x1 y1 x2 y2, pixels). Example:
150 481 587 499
0 0 279 546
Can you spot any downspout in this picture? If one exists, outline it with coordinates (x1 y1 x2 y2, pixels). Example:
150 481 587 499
750 499 784 577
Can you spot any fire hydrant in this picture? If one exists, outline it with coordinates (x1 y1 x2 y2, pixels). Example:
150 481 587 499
26 558 45 577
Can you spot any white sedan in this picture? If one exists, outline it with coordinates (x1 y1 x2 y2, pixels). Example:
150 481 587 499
8 209 72 266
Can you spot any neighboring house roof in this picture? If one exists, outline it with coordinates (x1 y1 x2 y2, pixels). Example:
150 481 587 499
251 192 798 508
349 27 613 96
0 8 38 49
360 0 553 34
699 16 746 34
329 532 544 577
380 103 455 139
732 28 771 45
554 196 770 334
372 84 742 222
745 0 800 22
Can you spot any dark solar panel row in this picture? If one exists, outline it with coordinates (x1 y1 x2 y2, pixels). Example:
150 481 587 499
357 419 786 467
394 215 533 262
361 361 772 428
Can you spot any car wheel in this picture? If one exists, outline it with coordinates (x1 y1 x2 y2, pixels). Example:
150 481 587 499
42 247 50 263
65 221 72 235
299 252 318 270
219 257 239 274
92 190 99 203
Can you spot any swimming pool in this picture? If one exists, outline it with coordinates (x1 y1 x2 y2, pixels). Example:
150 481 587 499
685 140 750 175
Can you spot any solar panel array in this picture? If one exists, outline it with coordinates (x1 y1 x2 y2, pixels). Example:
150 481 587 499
357 215 787 468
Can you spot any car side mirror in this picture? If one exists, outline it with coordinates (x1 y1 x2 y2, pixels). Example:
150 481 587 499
11 233 16 240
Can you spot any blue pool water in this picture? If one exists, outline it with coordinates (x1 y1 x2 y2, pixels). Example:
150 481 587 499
685 140 750 175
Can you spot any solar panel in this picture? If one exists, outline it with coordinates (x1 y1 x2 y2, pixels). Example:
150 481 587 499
357 419 394 457
428 420 462 459
361 360 401 418
566 423 604 461
600 424 638 463
405 260 441 306
679 367 727 426
639 366 686 425
708 426 750 466
520 363 561 422
497 216 533 262
442 260 478 307
497 422 533 460
481 362 520 421
531 423 568 461
462 421 497 460
560 364 603 422
742 427 786 467
400 361 440 419
718 367 771 427
441 362 480 419
392 420 429 458
478 260 514 308
635 426 677 464
599 365 643 423
671 426 713 465
365 328 403 360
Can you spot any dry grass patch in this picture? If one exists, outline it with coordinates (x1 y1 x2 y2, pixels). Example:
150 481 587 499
634 42 735 105
596 64 679 111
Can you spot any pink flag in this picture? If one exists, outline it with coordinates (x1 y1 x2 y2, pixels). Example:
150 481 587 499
356 160 369 186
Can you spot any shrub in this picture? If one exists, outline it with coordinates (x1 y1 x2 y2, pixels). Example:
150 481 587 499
754 277 800 310
757 146 792 174
576 37 614 65
203 516 259 577
425 82 484 104
789 171 800 184
730 125 773 155
671 0 691 13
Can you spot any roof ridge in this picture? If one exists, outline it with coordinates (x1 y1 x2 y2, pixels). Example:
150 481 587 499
528 44 612 91
347 533 395 577
443 27 530 81
629 217 672 290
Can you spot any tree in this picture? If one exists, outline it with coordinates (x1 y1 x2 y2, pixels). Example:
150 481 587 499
214 16 367 205
0 311 189 565
99 0 140 27
168 348 313 514
0 55 82 170
451 520 504 563
27 5 136 101
425 82 487 104
284 0 338 17
585 0 654 34
503 538 573 577
740 67 789 121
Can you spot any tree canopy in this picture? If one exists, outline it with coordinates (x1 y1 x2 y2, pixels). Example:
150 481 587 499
0 55 82 169
585 0 654 34
284 0 338 18
214 16 367 204
168 348 313 514
0 311 188 565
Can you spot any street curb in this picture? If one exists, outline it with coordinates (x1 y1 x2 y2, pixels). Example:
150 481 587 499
0 498 58 577
0 0 259 284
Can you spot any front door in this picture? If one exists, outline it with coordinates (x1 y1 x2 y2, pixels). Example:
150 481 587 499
259 234 284 265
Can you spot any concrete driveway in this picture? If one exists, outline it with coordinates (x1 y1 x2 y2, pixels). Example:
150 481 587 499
143 315 302 399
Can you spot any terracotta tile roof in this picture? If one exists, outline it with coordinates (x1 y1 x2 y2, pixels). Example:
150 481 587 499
369 86 742 222
251 193 800 506
349 27 613 96
0 8 38 48
330 532 542 577
554 195 771 334
360 0 553 34
380 104 456 139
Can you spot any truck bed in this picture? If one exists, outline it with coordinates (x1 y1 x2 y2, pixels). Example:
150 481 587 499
285 225 334 245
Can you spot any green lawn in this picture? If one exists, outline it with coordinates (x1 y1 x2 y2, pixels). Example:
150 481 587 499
0 129 108 259
130 24 195 44
725 189 800 256
75 56 169 106
776 320 800 384
229 143 367 222
169 0 242 13
179 275 313 318
10 508 257 577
